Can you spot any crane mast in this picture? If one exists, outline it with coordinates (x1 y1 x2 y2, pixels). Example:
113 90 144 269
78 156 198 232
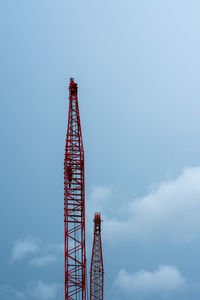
90 213 104 300
64 78 86 300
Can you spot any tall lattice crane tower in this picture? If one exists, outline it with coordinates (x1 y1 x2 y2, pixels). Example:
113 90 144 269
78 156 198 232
90 213 104 300
64 78 86 300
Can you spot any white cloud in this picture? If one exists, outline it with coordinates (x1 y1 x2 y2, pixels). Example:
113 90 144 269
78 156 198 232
0 281 62 300
27 281 62 300
116 265 185 296
29 255 57 267
11 236 63 267
104 167 200 243
0 284 24 299
11 236 39 261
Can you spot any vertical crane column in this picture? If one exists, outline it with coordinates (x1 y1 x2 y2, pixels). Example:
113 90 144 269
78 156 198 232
90 213 104 300
64 78 86 300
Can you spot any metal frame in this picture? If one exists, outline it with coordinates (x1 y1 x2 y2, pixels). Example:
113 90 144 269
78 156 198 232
90 213 104 300
64 78 86 300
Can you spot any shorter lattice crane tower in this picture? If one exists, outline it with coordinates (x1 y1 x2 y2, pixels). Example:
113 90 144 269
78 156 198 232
90 213 104 300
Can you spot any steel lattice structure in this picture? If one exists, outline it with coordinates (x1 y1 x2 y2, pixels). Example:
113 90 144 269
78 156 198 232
90 213 104 300
64 78 86 300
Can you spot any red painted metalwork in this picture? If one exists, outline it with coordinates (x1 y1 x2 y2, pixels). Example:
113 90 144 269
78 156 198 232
90 213 104 300
64 78 86 300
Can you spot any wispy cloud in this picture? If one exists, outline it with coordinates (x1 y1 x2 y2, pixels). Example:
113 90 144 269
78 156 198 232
116 265 185 296
29 255 57 267
0 281 62 300
11 236 39 262
0 284 24 299
27 281 62 299
11 236 63 267
103 167 200 243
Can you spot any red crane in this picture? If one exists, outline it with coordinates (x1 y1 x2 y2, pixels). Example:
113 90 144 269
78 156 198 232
90 213 104 300
64 78 86 300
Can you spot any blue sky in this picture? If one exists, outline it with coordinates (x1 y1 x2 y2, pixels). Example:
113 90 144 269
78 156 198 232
1 0 200 299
